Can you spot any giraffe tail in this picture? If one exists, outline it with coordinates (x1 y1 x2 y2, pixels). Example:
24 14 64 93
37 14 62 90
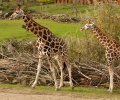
63 62 67 71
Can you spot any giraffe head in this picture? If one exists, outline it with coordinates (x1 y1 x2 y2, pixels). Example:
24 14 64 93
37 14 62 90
80 21 95 31
9 10 25 20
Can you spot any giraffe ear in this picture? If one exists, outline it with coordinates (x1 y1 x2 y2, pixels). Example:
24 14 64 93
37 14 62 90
92 22 95 25
87 19 92 24
92 19 96 24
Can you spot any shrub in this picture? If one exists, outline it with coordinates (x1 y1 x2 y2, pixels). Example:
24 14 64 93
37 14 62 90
76 2 120 63
87 2 120 39
62 35 105 64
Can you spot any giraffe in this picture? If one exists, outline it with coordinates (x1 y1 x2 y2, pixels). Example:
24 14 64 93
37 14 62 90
80 21 120 93
21 13 73 90
9 4 24 20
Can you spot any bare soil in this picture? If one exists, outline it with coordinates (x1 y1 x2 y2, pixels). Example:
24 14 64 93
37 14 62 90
0 92 81 100
0 88 119 100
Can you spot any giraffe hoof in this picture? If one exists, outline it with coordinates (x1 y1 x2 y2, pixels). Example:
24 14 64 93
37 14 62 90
71 86 74 90
107 89 113 93
59 84 64 89
55 87 60 91
55 88 58 91
31 86 35 89
31 85 36 89
58 87 61 89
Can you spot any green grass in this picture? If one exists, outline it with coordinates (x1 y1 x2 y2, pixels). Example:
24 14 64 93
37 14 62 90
0 19 82 41
0 84 120 99
28 4 94 16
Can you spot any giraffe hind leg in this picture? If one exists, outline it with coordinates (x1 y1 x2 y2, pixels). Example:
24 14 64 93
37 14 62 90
107 57 114 93
56 57 64 89
48 59 58 91
106 52 115 93
108 65 114 93
65 59 74 89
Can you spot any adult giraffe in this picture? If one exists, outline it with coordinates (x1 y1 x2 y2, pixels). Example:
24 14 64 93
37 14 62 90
80 21 120 93
19 12 73 90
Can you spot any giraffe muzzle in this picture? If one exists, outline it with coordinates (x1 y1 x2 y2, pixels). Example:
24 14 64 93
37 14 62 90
80 27 84 31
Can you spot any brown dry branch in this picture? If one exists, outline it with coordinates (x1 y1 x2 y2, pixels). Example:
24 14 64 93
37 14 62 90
0 39 119 88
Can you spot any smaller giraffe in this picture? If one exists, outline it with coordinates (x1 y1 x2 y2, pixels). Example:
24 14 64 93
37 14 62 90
20 13 73 90
9 4 24 20
80 21 120 93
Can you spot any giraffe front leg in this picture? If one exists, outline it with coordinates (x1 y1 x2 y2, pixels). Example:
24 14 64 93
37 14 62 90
59 66 64 89
108 65 114 93
67 64 74 90
32 56 42 88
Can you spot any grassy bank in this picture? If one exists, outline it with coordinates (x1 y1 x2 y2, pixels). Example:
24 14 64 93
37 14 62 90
28 4 93 16
0 84 120 99
0 19 82 41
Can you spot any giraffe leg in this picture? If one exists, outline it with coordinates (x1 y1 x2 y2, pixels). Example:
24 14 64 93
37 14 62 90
65 60 74 89
67 64 74 89
48 59 58 91
56 57 64 89
32 56 42 88
108 65 114 93
106 52 115 93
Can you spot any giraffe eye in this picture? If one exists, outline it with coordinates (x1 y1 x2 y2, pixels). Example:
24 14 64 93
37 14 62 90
23 16 26 19
87 25 91 28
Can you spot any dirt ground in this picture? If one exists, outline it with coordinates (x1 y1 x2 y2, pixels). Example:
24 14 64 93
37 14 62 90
0 88 119 100
0 92 110 100
0 92 83 100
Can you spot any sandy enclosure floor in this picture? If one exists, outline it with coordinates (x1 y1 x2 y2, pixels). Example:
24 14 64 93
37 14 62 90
0 92 88 100
0 92 114 100
0 88 119 100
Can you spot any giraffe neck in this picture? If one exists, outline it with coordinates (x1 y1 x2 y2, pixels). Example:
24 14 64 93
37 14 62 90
23 14 52 39
92 25 113 48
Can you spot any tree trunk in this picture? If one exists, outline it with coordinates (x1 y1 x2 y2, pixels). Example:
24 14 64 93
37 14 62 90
117 0 120 4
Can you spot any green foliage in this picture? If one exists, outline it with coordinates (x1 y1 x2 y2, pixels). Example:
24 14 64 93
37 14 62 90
63 35 105 64
76 2 120 63
84 3 120 39
0 2 15 11
28 4 93 16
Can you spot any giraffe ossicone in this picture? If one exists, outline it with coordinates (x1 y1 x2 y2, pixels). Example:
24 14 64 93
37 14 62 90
21 12 73 90
81 21 120 93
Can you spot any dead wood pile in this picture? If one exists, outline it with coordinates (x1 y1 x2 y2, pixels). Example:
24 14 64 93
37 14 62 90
30 13 80 23
0 40 120 88
0 12 80 23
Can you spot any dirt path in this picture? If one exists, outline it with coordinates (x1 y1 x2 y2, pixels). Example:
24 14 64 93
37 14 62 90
0 92 90 100
0 92 76 100
0 92 110 100
0 88 119 100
